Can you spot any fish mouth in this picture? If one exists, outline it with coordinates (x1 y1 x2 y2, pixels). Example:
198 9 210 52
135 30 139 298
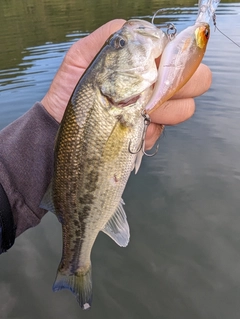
104 94 140 107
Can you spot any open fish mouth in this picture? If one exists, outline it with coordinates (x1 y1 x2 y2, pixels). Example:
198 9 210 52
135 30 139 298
104 94 141 107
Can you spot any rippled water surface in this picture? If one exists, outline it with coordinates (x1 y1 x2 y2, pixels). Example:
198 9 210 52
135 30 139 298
1 1 240 318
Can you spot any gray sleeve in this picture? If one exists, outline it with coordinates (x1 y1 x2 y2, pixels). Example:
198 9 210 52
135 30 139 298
0 102 59 237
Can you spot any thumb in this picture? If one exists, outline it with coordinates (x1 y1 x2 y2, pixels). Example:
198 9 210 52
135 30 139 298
66 19 126 69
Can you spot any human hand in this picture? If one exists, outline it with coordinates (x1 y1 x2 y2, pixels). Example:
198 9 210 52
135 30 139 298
41 19 212 149
145 63 212 149
41 19 126 123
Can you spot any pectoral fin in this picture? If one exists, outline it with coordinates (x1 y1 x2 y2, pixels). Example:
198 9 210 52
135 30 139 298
40 181 55 212
40 182 62 222
102 199 130 247
134 150 144 174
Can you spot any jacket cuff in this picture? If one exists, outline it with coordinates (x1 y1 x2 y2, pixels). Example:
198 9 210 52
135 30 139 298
0 102 59 238
0 183 16 253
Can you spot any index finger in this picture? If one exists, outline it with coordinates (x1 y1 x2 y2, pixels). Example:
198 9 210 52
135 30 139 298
171 63 212 99
66 19 126 69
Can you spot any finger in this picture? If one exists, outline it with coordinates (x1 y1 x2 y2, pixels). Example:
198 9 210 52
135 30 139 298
97 19 127 45
172 63 212 99
85 19 126 63
145 123 164 150
150 98 196 125
67 19 126 68
145 97 196 149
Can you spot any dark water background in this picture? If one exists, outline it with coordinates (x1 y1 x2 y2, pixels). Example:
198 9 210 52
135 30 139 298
1 1 240 318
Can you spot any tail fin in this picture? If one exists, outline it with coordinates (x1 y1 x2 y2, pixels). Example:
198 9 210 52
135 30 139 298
52 266 92 310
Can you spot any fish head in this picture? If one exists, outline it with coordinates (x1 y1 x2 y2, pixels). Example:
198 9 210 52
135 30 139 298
96 19 168 107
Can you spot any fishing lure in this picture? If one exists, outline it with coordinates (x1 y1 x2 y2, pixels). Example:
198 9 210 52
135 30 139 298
145 22 210 114
144 0 221 114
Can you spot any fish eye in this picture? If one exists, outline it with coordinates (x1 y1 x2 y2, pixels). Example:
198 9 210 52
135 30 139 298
120 39 125 46
113 36 126 49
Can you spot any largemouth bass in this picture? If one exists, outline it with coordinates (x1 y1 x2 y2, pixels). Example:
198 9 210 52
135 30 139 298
41 19 167 309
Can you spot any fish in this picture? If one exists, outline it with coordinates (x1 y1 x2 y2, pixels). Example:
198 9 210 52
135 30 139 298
41 19 168 309
144 22 210 113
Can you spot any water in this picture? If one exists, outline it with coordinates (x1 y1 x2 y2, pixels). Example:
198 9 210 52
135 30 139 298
0 0 240 318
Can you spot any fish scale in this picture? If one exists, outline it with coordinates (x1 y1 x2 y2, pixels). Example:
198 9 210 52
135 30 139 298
41 19 167 309
40 0 220 309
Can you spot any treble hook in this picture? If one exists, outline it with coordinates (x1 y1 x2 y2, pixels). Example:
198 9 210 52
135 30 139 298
128 112 150 154
128 112 159 157
144 143 159 157
128 138 144 155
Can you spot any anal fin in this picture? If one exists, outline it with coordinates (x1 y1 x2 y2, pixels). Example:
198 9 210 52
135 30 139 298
102 199 130 247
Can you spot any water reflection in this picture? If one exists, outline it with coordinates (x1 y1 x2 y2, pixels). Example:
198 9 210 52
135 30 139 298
0 38 81 128
1 1 240 319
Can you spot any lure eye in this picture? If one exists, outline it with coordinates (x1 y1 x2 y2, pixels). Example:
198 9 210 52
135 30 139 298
195 25 210 49
205 28 209 39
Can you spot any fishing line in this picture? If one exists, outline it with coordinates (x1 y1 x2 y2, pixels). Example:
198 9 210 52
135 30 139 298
213 13 240 49
151 8 177 39
151 8 166 24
